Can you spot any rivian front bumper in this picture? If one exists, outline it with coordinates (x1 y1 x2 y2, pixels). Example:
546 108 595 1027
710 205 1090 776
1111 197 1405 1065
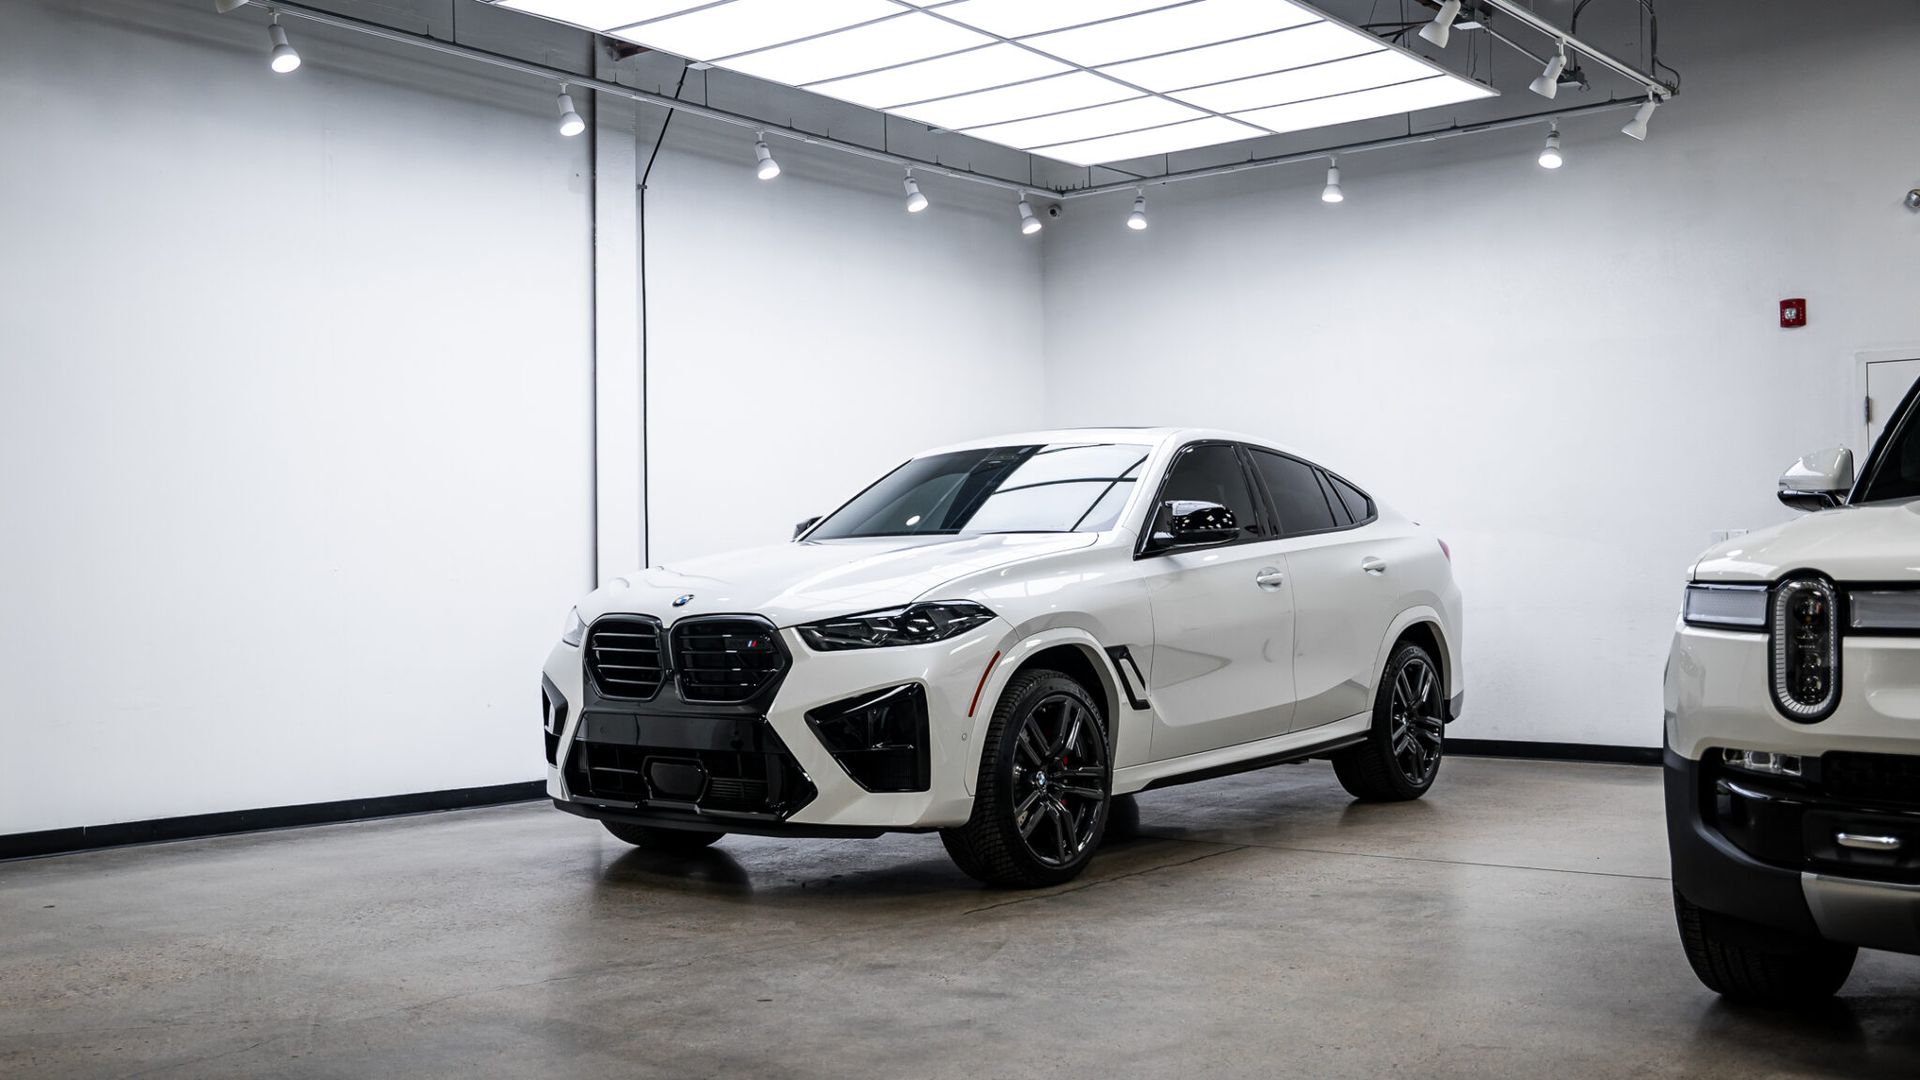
1665 620 1920 954
542 614 1007 835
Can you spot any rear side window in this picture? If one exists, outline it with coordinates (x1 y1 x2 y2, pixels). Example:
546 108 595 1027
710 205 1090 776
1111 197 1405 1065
1249 449 1338 535
1160 444 1266 538
1326 472 1374 524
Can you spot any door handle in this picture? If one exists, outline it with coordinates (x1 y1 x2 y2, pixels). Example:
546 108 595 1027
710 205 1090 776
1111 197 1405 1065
1361 557 1387 575
1255 567 1285 590
1836 832 1902 851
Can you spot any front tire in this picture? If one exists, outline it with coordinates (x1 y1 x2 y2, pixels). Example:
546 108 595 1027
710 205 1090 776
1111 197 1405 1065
1333 642 1444 801
941 670 1111 888
602 821 724 852
1673 889 1856 1005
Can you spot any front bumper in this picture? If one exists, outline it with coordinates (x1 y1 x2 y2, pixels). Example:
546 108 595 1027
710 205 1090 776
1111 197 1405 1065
542 619 1006 834
1665 623 1920 954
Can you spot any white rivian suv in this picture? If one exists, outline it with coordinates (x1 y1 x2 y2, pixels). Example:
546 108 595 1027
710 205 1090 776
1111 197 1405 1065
542 429 1463 887
1668 392 1920 1002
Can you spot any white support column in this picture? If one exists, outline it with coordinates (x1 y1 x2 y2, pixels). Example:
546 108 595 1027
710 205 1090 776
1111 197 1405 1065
593 94 644 582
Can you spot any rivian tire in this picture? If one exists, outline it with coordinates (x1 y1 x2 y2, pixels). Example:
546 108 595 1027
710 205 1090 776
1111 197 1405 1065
942 670 1112 889
1673 890 1857 1005
1333 642 1444 802
602 821 725 852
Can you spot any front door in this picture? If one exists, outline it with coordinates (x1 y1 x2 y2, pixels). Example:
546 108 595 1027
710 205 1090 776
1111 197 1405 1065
1141 443 1296 760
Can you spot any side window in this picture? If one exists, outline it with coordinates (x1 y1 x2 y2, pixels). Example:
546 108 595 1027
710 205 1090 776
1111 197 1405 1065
1159 444 1265 538
1250 449 1338 535
1315 470 1353 527
1327 473 1374 523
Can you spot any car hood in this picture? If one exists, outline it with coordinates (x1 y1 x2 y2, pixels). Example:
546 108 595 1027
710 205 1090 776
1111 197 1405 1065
583 532 1100 627
1693 499 1920 583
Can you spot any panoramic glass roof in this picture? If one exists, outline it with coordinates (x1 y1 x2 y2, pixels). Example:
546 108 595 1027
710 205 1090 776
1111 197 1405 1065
497 0 1498 166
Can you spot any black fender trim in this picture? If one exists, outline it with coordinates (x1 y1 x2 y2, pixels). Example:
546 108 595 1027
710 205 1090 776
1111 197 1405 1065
1103 645 1151 711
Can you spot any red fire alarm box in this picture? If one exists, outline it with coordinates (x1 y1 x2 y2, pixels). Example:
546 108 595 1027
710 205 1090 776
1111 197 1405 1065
1780 298 1807 328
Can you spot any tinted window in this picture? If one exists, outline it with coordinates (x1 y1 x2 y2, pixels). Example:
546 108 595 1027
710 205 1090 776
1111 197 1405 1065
1160 444 1265 538
810 443 1148 538
1315 470 1352 527
1327 473 1374 523
1859 403 1920 504
1251 449 1338 535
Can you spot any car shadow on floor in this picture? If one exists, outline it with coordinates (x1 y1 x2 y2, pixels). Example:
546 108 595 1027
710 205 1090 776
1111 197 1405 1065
1685 992 1920 1079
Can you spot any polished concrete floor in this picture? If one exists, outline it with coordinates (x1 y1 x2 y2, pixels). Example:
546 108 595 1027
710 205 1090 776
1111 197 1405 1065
2 757 1916 1079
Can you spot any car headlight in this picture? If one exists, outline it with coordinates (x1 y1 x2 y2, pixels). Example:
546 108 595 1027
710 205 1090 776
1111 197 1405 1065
1682 583 1767 630
797 601 996 652
1772 576 1839 722
561 607 586 647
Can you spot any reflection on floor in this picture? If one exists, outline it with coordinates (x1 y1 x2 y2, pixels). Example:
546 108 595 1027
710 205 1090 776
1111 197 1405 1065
2 757 1915 1079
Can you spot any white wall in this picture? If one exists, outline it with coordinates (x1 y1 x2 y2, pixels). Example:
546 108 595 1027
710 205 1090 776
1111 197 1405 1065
638 116 1048 566
0 0 598 834
1039 0 1920 747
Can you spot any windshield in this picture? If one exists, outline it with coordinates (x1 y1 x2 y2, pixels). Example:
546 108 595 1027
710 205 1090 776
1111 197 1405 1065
808 443 1150 539
1858 397 1920 504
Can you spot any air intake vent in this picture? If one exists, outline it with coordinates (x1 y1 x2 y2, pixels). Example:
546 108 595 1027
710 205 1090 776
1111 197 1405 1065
585 616 666 700
672 618 787 703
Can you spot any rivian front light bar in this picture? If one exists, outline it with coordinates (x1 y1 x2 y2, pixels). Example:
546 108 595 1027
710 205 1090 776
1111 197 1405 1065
1771 577 1840 722
1849 589 1920 631
1682 583 1768 630
798 602 996 652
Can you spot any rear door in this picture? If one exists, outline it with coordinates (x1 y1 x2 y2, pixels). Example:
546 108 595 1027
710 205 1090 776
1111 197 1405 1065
1140 442 1297 759
1246 449 1398 733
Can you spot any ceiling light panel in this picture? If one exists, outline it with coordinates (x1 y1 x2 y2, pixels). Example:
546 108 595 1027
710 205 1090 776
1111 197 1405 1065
1036 116 1266 166
894 71 1140 130
605 0 899 60
1231 75 1494 135
1022 0 1320 68
717 13 994 85
927 0 1190 40
1173 50 1438 113
495 0 712 32
808 44 1069 106
963 95 1201 148
1098 23 1381 91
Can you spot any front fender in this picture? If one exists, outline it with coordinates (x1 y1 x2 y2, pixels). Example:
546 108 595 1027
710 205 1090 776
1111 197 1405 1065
962 626 1142 796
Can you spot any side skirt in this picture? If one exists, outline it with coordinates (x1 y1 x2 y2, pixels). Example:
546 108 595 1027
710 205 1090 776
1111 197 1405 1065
1114 715 1372 795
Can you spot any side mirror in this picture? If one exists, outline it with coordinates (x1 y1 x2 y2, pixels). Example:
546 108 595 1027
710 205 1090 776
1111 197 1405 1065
1144 500 1239 553
793 515 822 540
1778 447 1854 512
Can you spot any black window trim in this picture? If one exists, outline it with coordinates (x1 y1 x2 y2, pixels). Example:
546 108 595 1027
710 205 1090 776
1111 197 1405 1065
1243 444 1379 540
1132 439 1282 560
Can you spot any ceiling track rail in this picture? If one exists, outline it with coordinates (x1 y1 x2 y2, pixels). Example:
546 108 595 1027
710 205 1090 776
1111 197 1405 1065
221 0 1671 203
219 0 1042 196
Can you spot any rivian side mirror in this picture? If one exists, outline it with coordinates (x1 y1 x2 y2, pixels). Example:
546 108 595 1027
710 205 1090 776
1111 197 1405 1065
1778 447 1853 512
1145 500 1239 554
793 515 822 540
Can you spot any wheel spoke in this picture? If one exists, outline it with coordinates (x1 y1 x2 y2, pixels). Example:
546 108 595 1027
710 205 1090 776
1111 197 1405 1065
1058 785 1104 800
1393 670 1415 712
1017 726 1047 767
1415 664 1435 707
1058 711 1084 762
1015 787 1044 818
1019 799 1046 838
1051 801 1073 860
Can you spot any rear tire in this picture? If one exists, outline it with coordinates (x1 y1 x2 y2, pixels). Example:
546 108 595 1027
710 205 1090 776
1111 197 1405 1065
1333 642 1444 801
1673 889 1856 1005
602 821 724 851
941 670 1111 889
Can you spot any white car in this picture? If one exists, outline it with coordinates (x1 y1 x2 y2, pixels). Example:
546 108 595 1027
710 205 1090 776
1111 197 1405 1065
542 429 1463 887
1667 393 1920 1002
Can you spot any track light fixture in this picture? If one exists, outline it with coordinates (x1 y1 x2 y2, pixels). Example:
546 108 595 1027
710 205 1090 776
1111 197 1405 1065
753 134 780 180
556 88 585 137
1418 0 1462 48
268 13 301 74
1321 160 1344 204
1538 123 1563 169
1529 43 1567 99
1017 196 1042 235
1621 94 1659 141
902 169 927 213
1127 189 1148 231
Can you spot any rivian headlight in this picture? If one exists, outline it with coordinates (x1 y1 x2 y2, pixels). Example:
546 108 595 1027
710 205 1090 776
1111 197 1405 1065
1682 583 1767 629
1849 589 1920 631
561 607 586 647
798 601 996 652
1771 577 1839 722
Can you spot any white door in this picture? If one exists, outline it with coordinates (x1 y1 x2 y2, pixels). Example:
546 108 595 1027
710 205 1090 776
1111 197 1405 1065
1141 443 1296 760
1245 449 1398 732
1866 358 1920 451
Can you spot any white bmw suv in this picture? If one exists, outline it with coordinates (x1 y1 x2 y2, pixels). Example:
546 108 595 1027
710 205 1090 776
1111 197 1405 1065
1668 391 1920 1001
542 429 1463 887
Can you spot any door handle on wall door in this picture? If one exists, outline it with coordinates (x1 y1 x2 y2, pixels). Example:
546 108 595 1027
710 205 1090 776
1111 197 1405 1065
1255 567 1285 590
1361 557 1387 575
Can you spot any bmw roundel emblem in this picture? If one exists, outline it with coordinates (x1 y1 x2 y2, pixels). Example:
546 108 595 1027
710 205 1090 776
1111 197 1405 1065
673 594 695 607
